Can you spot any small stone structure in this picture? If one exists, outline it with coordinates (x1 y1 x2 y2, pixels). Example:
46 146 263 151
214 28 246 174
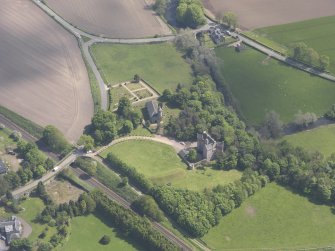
197 131 224 161
0 216 22 245
0 160 7 175
146 100 163 124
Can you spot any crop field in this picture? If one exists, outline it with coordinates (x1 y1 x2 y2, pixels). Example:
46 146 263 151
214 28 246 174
215 46 335 125
100 140 241 191
283 124 335 157
0 0 93 142
203 183 335 250
59 214 143 251
202 0 335 29
91 43 193 93
44 0 171 38
254 15 335 72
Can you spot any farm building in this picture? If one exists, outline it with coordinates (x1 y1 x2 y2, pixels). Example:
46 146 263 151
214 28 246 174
146 100 163 123
0 216 22 245
0 160 7 174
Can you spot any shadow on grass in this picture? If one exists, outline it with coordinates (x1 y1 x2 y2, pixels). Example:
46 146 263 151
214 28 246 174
93 211 147 251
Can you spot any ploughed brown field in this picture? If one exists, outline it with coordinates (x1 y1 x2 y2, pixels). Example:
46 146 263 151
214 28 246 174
203 0 335 29
44 0 172 38
0 0 93 142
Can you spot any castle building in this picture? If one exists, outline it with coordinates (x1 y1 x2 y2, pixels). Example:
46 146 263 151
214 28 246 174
0 216 22 245
197 131 224 161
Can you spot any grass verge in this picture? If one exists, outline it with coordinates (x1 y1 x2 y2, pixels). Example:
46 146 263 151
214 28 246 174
0 105 44 139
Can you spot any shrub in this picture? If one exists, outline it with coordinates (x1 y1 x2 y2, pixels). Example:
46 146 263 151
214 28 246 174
99 235 111 245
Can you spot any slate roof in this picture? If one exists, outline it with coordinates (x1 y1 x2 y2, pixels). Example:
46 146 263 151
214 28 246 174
146 100 159 118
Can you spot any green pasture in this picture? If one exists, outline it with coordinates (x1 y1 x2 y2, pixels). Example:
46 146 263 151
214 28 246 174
254 15 335 72
91 43 193 93
59 214 142 251
203 183 335 250
100 140 240 191
19 198 57 242
215 46 335 125
283 124 335 157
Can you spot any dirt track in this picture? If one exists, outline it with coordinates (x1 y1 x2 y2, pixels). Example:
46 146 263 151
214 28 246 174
203 0 335 29
44 0 172 38
0 0 93 142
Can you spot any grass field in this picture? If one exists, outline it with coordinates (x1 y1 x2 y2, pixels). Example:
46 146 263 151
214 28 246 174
215 46 335 125
19 198 57 242
202 183 335 250
91 43 193 93
254 15 335 73
59 214 143 251
283 124 335 157
100 140 241 191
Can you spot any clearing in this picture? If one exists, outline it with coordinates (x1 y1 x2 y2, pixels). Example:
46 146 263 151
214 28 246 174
0 0 93 142
202 183 335 250
0 128 20 172
215 46 335 125
254 15 335 73
59 214 143 251
45 179 83 204
44 0 171 38
203 0 335 29
91 43 193 93
100 140 241 191
283 124 335 157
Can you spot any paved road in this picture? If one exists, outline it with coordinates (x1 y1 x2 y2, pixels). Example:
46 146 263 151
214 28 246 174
12 151 80 198
94 135 187 156
72 167 193 251
236 33 335 82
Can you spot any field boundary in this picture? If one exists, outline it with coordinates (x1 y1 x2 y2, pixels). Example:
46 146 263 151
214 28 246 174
241 31 287 56
0 105 44 139
78 39 101 113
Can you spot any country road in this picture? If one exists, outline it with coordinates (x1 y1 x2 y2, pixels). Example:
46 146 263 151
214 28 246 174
71 167 194 251
12 151 80 198
236 33 335 82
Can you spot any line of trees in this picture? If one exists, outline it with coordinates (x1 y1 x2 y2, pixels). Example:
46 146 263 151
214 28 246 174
151 171 268 237
291 42 330 71
105 152 153 193
91 191 180 251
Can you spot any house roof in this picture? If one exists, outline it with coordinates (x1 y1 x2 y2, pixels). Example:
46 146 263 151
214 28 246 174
146 100 159 118
0 160 7 174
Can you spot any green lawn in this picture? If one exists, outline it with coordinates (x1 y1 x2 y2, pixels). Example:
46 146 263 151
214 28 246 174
215 46 335 125
91 43 193 93
100 140 241 191
59 214 143 251
18 198 57 242
283 124 335 157
254 15 335 73
202 183 335 250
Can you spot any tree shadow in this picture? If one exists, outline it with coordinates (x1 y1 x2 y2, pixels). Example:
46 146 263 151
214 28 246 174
93 211 147 251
